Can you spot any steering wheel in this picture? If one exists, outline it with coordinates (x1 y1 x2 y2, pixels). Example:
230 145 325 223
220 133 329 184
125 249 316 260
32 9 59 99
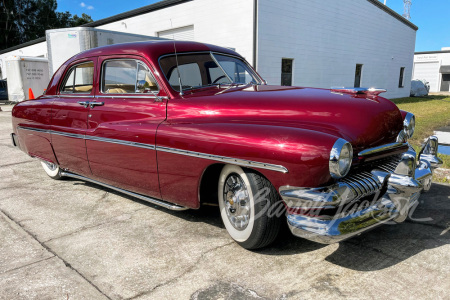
213 75 227 84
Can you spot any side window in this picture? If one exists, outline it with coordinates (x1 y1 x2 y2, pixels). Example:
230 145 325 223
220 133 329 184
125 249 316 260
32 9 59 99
214 54 258 84
103 60 136 93
103 59 159 94
136 62 159 93
61 61 94 94
168 63 202 89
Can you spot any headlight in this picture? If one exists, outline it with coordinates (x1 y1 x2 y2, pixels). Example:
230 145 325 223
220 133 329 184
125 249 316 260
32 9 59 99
329 138 353 179
403 112 415 139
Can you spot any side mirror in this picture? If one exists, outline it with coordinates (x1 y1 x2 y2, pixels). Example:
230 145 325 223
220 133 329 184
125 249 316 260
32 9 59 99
136 80 147 93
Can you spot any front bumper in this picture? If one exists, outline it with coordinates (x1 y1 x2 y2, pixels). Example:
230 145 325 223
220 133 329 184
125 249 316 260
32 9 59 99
280 136 443 244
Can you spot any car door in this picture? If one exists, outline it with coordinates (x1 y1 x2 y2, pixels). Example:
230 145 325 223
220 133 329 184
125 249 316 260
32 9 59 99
51 59 96 176
85 56 167 199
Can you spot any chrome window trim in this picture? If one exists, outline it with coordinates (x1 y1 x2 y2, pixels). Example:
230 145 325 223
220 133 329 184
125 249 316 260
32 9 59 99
209 52 233 83
211 51 264 84
17 126 288 173
100 58 160 96
358 142 408 157
158 51 264 92
95 95 168 99
59 61 95 95
59 95 95 99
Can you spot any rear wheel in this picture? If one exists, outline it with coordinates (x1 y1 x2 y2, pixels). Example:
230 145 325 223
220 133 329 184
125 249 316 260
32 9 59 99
218 165 281 249
41 161 63 180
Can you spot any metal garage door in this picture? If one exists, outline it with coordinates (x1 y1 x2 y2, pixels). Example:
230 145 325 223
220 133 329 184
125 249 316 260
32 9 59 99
413 62 440 92
157 25 194 41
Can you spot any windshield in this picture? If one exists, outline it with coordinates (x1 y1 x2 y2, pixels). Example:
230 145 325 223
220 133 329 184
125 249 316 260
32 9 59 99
159 52 262 92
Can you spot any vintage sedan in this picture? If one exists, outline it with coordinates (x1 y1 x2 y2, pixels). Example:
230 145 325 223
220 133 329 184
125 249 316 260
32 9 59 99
11 41 442 249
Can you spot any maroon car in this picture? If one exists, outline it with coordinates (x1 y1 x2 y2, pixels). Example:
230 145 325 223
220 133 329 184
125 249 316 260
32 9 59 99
10 41 442 249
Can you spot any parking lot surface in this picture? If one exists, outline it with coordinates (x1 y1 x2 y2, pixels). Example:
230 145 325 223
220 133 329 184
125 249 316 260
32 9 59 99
1 105 449 299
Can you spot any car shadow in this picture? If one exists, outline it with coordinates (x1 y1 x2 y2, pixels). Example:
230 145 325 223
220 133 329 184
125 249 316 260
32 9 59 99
70 178 450 271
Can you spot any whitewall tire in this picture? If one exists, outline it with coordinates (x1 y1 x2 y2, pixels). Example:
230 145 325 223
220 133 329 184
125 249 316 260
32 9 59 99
41 161 63 180
218 165 281 249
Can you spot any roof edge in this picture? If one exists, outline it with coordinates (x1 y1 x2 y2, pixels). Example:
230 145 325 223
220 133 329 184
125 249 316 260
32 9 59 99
0 37 46 55
81 0 192 28
366 0 418 31
415 50 450 55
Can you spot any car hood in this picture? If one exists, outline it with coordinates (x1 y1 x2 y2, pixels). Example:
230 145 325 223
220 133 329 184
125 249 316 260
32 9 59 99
176 85 404 152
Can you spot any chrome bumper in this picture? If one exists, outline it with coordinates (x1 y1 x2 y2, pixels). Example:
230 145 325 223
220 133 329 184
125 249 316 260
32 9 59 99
280 136 443 244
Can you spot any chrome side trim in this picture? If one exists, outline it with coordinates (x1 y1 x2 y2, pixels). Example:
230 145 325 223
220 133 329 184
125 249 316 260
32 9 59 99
85 135 156 150
60 171 188 211
51 131 83 139
358 142 408 157
17 126 48 134
17 126 286 172
17 126 155 150
156 146 288 173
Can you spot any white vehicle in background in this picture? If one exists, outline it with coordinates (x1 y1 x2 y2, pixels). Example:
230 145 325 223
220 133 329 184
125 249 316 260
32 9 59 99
4 56 49 102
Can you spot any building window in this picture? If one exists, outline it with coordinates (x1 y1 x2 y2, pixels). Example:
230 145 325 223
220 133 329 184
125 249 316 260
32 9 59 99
281 58 293 86
354 64 363 88
399 67 405 88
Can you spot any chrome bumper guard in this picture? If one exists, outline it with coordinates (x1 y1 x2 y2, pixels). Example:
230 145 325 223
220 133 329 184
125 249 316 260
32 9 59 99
280 136 443 244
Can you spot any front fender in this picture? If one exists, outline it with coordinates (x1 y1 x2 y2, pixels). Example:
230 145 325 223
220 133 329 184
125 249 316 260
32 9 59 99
156 122 338 208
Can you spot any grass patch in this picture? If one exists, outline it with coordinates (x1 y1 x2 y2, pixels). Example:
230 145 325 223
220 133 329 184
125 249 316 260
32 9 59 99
391 95 450 172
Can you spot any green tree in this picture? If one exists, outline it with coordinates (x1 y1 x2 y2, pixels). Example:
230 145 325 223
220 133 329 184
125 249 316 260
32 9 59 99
71 13 93 27
0 0 93 50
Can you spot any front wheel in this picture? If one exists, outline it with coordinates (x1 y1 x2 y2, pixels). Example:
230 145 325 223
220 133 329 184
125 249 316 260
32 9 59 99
41 161 63 180
218 165 282 249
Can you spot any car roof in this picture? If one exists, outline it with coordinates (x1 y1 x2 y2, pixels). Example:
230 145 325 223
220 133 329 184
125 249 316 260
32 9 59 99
69 40 241 63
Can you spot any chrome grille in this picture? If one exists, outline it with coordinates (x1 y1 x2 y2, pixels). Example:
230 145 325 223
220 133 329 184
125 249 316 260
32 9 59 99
340 171 382 199
339 155 401 199
374 156 401 173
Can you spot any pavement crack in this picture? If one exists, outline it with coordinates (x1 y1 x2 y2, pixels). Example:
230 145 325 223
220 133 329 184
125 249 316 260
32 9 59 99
127 241 235 300
0 209 112 300
43 207 148 244
0 160 35 168
0 256 55 275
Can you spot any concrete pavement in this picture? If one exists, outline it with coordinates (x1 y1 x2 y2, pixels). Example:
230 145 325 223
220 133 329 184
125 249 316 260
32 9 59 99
1 104 449 299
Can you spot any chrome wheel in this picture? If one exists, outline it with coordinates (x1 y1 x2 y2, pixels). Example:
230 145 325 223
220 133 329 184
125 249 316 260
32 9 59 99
223 173 251 231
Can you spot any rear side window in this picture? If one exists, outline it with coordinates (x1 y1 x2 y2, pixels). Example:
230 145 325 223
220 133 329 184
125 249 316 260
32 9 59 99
102 59 159 94
61 61 94 94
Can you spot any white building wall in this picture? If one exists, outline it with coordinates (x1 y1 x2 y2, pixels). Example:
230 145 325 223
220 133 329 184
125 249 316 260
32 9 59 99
95 0 255 64
413 52 450 92
257 0 417 99
0 42 47 79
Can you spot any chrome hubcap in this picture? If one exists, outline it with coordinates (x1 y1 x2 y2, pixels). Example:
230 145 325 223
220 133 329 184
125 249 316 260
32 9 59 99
223 173 251 230
43 161 57 171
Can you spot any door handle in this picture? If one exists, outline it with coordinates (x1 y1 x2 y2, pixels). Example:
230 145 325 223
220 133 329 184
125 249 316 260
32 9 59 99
89 102 104 108
77 101 90 108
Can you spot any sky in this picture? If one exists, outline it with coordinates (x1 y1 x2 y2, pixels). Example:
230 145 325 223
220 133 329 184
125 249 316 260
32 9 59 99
56 0 450 52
